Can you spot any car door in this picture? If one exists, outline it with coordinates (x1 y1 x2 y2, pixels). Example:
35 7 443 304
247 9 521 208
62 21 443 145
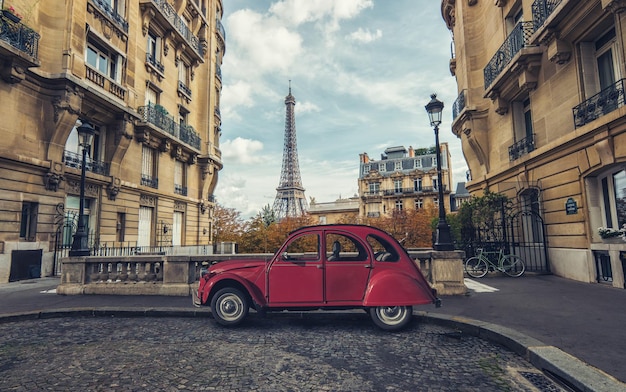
267 232 323 304
324 231 372 303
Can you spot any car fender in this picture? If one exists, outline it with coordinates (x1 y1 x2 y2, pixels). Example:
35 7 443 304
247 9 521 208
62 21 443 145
363 270 435 307
200 273 266 308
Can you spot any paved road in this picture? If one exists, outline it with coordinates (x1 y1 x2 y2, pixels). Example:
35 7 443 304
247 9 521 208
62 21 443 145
0 275 625 391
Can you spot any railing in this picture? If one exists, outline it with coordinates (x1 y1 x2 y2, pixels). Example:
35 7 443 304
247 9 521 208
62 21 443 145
137 103 201 149
532 0 562 31
63 150 110 176
484 21 536 89
452 89 467 120
92 0 129 33
174 184 188 196
382 186 447 196
573 78 626 128
215 63 222 80
0 13 40 59
216 18 226 41
141 174 159 188
214 106 221 119
148 0 203 57
85 65 126 100
178 80 192 98
508 134 535 161
146 53 164 73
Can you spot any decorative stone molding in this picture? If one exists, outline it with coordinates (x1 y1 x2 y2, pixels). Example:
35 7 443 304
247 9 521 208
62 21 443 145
547 39 571 65
174 201 186 212
495 0 507 6
140 6 155 36
140 194 156 207
188 154 197 165
0 60 26 84
161 139 172 153
44 166 64 192
107 177 121 201
602 0 626 13
52 87 83 123
172 145 182 159
442 0 456 29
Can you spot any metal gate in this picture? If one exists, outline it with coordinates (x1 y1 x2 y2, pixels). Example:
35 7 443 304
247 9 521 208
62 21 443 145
462 198 550 273
53 203 77 275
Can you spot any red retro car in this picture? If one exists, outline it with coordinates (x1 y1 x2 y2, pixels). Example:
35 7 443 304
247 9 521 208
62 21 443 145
194 224 440 331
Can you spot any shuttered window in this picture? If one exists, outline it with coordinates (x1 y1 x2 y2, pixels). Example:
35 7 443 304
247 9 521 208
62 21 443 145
138 206 153 247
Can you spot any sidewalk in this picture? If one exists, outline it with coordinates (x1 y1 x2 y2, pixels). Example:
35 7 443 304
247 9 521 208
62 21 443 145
1 275 625 391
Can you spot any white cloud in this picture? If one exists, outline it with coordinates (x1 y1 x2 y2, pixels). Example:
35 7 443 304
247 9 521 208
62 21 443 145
347 28 382 43
269 0 374 28
296 101 321 114
221 137 265 164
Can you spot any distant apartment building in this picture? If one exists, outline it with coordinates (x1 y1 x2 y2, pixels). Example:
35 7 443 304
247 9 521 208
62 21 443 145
358 144 452 218
308 196 360 224
0 0 225 282
442 0 626 287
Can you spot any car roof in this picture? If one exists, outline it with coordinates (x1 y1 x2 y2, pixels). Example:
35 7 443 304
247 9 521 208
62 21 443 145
289 224 393 238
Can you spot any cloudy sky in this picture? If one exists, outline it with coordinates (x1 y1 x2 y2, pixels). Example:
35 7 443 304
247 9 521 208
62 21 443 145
215 0 466 218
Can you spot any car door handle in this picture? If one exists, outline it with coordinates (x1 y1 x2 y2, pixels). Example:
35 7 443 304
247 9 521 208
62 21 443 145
364 265 373 269
317 265 324 269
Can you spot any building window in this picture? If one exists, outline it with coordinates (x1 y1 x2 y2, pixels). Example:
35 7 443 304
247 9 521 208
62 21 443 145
434 197 439 208
145 86 159 106
379 163 386 172
146 30 164 72
141 145 158 188
394 161 402 171
512 97 533 143
414 159 422 168
433 177 438 190
369 182 380 194
394 179 402 193
138 206 153 248
172 211 184 246
65 121 106 174
580 27 620 99
20 202 38 241
86 38 121 82
414 178 422 192
415 199 423 209
600 169 626 230
174 160 187 196
395 200 403 211
363 164 370 174
319 216 327 224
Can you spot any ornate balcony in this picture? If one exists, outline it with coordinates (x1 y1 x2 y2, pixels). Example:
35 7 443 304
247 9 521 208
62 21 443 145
85 65 126 101
573 79 625 129
141 174 159 188
174 184 188 196
146 53 164 74
508 134 535 161
177 80 192 100
140 0 204 62
63 150 110 176
137 103 201 150
89 0 129 33
452 90 467 120
531 0 562 31
0 14 40 82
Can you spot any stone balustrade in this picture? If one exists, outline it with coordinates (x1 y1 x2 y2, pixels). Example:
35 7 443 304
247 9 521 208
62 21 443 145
57 251 466 296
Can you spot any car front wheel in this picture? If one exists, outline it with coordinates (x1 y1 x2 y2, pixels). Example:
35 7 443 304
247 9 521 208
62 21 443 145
211 287 249 327
369 306 413 331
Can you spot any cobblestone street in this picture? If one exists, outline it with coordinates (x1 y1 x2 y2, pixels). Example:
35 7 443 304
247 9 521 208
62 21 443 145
0 313 553 391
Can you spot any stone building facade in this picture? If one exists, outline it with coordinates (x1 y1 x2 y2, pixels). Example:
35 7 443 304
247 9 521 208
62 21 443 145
0 0 224 282
442 0 626 287
358 144 452 218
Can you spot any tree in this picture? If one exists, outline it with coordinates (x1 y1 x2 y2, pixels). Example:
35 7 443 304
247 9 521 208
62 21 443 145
213 203 247 245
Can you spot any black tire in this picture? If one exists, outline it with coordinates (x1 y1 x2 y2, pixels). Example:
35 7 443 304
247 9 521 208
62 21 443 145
502 255 525 277
369 306 413 331
210 287 249 326
465 257 488 278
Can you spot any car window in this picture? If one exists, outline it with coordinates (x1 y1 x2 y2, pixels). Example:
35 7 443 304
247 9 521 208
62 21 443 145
325 233 368 262
281 233 319 262
366 234 399 262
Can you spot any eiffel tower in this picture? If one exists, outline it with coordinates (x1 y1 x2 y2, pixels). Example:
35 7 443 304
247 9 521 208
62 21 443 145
272 82 308 219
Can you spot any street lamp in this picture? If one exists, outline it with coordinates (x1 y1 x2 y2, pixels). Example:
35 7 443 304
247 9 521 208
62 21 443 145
69 121 95 256
425 94 454 251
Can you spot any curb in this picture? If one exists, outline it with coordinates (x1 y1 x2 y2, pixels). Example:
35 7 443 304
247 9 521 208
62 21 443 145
416 311 626 392
1 307 624 392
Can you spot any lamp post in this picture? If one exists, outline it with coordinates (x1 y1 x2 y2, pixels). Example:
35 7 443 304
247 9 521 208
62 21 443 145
425 94 454 251
69 121 95 256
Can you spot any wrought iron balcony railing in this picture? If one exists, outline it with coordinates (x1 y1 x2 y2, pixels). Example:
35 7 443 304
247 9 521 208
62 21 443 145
484 21 536 89
531 0 562 31
573 79 626 128
215 63 222 80
216 18 226 41
146 53 164 73
0 14 40 59
137 103 201 149
174 184 188 196
92 0 129 33
178 80 192 98
452 89 467 120
147 0 203 57
508 134 535 161
141 174 159 188
63 150 110 176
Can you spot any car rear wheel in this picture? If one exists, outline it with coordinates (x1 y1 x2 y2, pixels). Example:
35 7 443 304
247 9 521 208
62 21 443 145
369 306 413 331
211 287 249 326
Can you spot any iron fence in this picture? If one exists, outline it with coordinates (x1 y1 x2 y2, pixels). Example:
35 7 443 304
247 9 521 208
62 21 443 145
573 78 625 128
484 21 536 89
532 0 562 31
0 14 39 59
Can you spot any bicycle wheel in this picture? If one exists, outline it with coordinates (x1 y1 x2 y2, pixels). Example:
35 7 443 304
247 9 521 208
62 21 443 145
501 255 525 277
465 257 488 278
